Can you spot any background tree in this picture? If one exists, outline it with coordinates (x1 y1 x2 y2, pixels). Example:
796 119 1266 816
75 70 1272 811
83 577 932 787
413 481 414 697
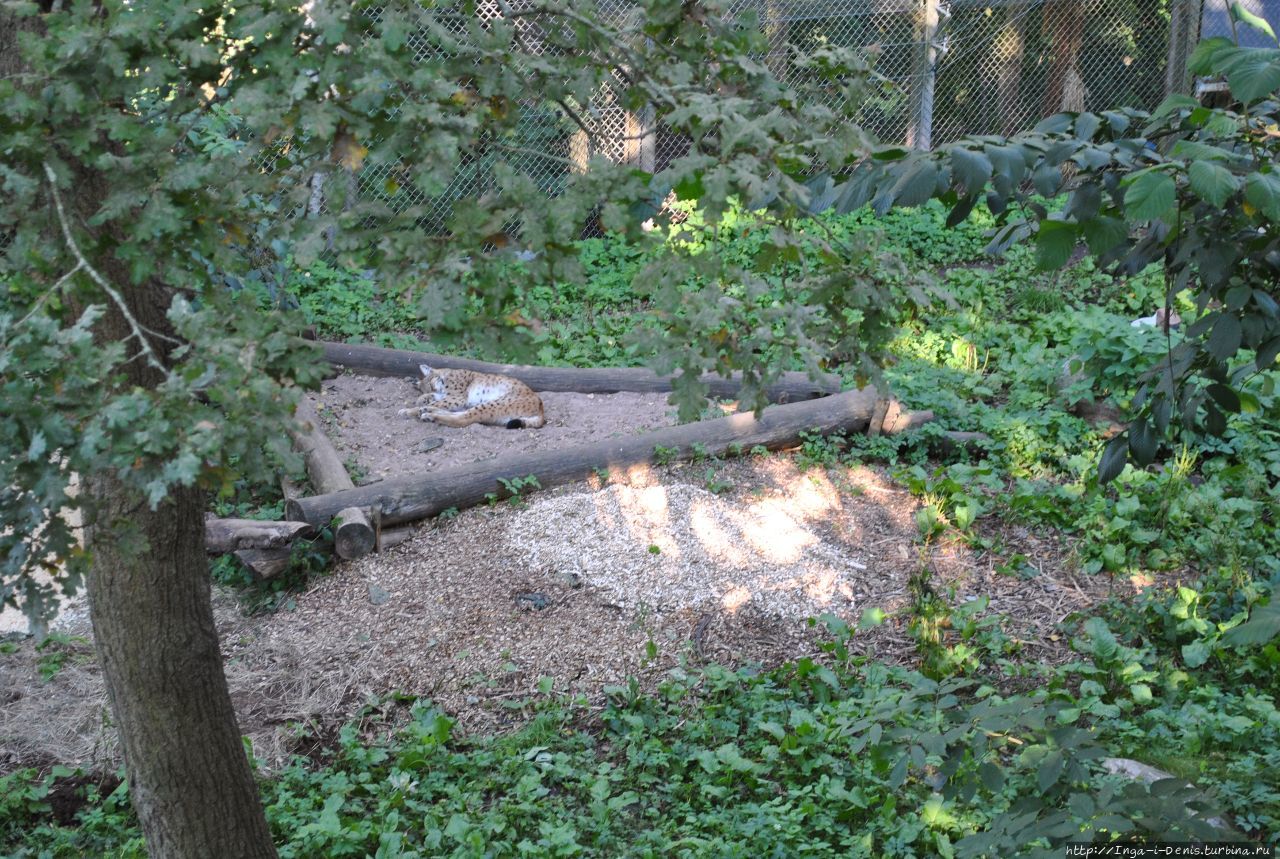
0 0 905 853
1041 0 1088 114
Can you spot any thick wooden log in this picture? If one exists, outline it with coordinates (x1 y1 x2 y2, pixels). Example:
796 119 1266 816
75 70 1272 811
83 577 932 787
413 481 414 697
929 431 993 457
204 517 313 554
320 341 842 404
233 547 294 581
288 398 375 559
335 506 376 559
378 526 416 551
287 388 932 528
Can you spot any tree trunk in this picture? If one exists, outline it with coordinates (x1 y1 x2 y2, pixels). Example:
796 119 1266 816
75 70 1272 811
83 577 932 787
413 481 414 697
1165 0 1203 99
2 8 278 856
907 0 941 150
1041 0 1087 116
84 482 278 857
995 2 1029 135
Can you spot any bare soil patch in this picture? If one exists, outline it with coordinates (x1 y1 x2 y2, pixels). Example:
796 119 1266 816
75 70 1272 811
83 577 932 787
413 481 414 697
311 372 677 484
0 377 1132 774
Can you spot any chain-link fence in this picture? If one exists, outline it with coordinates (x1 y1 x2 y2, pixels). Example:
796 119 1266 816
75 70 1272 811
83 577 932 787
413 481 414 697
326 0 1189 230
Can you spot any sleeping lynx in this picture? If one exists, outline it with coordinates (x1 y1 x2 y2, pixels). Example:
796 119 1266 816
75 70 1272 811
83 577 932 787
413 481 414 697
398 364 546 429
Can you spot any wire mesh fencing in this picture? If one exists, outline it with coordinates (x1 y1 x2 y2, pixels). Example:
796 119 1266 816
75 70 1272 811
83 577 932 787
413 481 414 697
315 0 1186 231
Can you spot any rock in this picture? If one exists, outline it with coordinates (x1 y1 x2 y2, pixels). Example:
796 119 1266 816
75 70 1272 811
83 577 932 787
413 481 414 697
1101 758 1234 833
515 592 550 611
367 584 392 606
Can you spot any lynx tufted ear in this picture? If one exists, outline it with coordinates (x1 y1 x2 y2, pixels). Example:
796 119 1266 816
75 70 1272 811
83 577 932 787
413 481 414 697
418 364 433 378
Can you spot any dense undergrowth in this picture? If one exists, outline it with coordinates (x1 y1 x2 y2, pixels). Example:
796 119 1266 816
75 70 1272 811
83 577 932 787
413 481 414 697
4 203 1278 856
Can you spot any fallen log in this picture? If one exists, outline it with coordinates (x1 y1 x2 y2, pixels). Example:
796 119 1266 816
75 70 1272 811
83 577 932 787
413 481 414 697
204 517 313 554
287 388 933 528
928 431 992 457
233 547 293 581
289 399 376 560
320 341 842 404
378 525 415 551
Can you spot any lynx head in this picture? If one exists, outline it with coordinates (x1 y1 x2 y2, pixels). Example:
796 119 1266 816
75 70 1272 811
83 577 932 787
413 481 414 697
417 364 446 400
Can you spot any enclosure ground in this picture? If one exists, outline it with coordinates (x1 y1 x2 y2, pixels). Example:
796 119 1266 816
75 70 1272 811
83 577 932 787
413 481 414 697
1 377 1140 773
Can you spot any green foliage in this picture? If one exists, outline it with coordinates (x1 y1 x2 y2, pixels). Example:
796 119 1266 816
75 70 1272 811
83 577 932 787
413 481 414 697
10 613 1275 856
33 632 91 682
496 474 541 508
5 3 1280 850
826 31 1280 479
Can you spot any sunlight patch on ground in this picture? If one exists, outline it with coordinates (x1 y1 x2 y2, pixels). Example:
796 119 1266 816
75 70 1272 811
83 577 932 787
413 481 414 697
505 480 874 620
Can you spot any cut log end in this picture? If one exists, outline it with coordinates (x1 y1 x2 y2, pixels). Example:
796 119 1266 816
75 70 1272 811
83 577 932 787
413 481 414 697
334 506 376 560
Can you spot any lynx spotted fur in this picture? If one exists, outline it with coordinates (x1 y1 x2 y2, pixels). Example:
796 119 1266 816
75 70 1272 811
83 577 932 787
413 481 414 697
398 364 545 429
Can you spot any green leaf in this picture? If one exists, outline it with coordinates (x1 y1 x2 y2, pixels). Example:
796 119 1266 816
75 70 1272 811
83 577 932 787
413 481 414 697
27 430 47 462
1129 683 1153 704
888 753 909 789
1170 140 1239 162
1206 383 1241 413
986 144 1028 187
1124 170 1176 223
714 742 758 773
1080 216 1129 256
1206 314 1243 360
1225 284 1253 311
674 174 704 201
949 146 992 193
1037 750 1065 792
1149 93 1200 121
1256 335 1280 370
1032 161 1063 196
891 160 938 207
1074 112 1101 141
1035 220 1077 270
872 147 911 161
1221 48 1280 103
1033 113 1073 134
1128 417 1158 465
1098 435 1129 484
1181 640 1211 668
945 193 979 228
985 220 1032 255
833 168 877 214
1205 402 1228 435
1230 1 1278 43
1222 602 1280 646
1245 171 1280 220
858 606 887 630
804 174 838 213
1187 160 1240 207
1188 37 1236 76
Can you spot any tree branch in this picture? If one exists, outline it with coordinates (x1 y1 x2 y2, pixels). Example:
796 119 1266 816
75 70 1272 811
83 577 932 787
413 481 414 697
43 162 175 375
15 260 84 328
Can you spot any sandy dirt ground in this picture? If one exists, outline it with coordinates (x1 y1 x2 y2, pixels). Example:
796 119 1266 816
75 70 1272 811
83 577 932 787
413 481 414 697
1 373 1126 774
